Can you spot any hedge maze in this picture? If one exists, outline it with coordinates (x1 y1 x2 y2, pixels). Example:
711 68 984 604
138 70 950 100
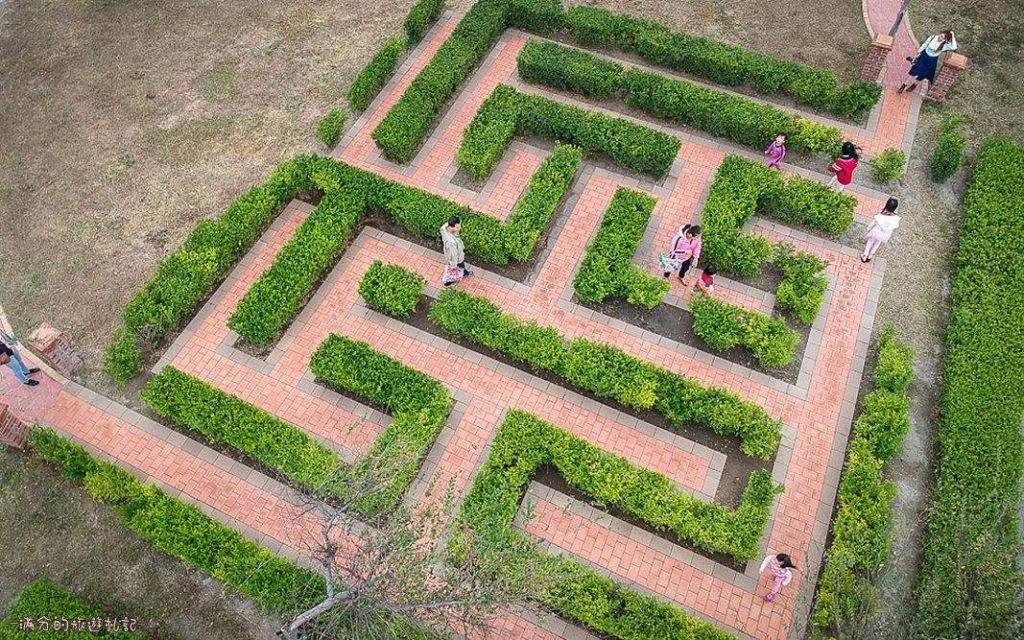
86 1 900 637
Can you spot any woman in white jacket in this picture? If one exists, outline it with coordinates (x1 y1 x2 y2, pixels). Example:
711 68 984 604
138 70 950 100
440 216 472 285
861 198 902 263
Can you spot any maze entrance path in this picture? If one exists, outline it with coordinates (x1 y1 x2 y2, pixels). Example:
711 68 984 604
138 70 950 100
28 7 919 639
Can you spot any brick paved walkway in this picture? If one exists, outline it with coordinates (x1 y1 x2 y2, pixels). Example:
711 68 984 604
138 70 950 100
14 5 920 638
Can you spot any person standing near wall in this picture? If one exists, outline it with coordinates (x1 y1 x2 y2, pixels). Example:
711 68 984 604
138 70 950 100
0 334 40 386
898 30 957 94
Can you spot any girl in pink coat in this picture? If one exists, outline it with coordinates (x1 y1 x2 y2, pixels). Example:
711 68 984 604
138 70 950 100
662 224 703 282
760 552 797 602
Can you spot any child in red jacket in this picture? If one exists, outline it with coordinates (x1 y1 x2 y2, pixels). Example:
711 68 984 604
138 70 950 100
826 142 860 192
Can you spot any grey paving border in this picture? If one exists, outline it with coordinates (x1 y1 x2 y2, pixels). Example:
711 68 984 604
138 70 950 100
47 380 356 572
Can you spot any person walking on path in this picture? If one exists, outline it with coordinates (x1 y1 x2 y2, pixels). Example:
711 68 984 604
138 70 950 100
764 133 787 169
898 30 957 94
440 216 472 287
861 197 902 263
826 142 860 192
661 224 702 283
0 336 40 386
760 552 797 602
695 265 717 294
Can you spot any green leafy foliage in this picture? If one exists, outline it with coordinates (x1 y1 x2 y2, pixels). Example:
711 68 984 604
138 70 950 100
457 411 778 638
358 261 426 319
316 109 348 148
348 37 407 112
102 327 143 386
228 189 365 346
142 367 341 493
572 187 669 309
26 428 327 617
503 143 581 261
426 287 783 459
814 326 915 631
1 579 138 638
621 68 842 155
560 4 880 120
689 294 799 368
404 0 444 44
930 114 966 182
873 325 914 393
773 245 829 325
373 0 509 162
506 0 565 33
310 335 452 514
517 39 622 99
457 84 679 181
869 147 906 182
914 139 1024 638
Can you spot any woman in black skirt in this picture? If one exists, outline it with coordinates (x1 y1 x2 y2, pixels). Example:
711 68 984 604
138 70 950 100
898 30 957 94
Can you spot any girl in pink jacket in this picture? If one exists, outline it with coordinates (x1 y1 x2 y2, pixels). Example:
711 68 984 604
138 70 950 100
662 224 703 282
760 552 797 602
764 133 787 169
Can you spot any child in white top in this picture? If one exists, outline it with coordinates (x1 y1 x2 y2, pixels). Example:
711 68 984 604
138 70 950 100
861 198 902 263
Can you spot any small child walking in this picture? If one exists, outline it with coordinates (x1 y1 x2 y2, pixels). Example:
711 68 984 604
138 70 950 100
861 197 901 263
764 133 787 169
759 552 797 602
826 142 860 192
695 265 717 294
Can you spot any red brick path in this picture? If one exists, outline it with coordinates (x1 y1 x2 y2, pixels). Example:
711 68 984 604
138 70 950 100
18 5 918 638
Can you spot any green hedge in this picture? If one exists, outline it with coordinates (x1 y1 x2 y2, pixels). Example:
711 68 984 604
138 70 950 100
503 143 581 260
689 294 799 368
142 367 341 493
458 410 777 638
561 5 880 120
228 189 365 346
359 261 426 318
404 0 445 44
914 139 1024 638
457 84 679 181
348 36 407 113
310 334 452 514
26 428 327 617
930 114 966 182
813 326 914 630
1 579 138 639
573 187 669 309
506 0 565 33
517 38 622 99
373 0 509 162
427 287 783 459
773 246 828 325
869 147 905 183
316 109 348 148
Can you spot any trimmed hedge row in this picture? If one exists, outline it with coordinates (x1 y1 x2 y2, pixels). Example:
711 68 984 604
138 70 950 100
813 325 913 630
458 410 777 637
310 334 452 515
104 157 316 383
316 108 347 147
559 4 880 120
572 187 669 309
913 139 1024 638
228 189 365 346
359 260 426 318
405 0 445 44
689 294 799 368
503 143 582 260
348 36 407 113
1 579 138 638
515 38 844 155
26 428 327 616
142 367 340 494
457 84 679 181
372 0 509 162
426 287 783 459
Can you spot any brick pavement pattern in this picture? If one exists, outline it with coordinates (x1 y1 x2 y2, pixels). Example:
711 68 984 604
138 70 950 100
19 5 924 639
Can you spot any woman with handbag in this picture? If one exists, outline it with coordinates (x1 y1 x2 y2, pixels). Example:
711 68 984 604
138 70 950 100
899 30 957 94
441 216 472 287
660 224 702 282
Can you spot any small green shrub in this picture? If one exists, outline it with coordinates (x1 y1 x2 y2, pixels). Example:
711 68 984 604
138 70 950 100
873 324 915 393
572 187 669 309
774 245 829 325
316 109 348 148
404 0 444 44
26 427 99 482
852 390 911 462
358 261 426 318
348 36 406 112
930 114 966 182
0 579 137 639
689 294 799 368
102 327 143 386
870 148 906 183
